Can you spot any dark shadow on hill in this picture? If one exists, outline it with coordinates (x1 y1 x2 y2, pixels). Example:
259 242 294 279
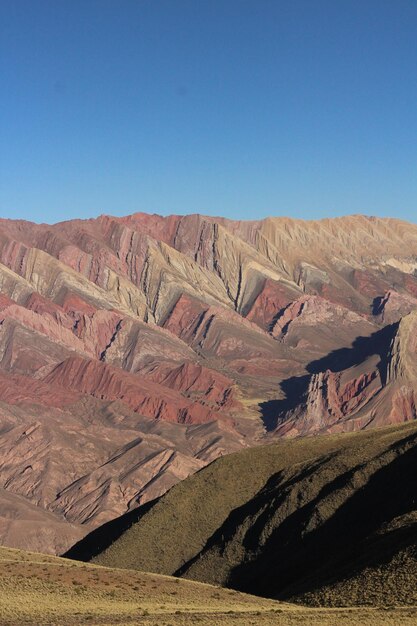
259 375 310 431
63 497 158 562
224 431 417 602
305 322 398 377
174 454 333 579
372 295 386 316
260 322 398 432
267 302 293 334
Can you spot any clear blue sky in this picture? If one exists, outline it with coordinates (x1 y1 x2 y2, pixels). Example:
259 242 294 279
1 0 416 223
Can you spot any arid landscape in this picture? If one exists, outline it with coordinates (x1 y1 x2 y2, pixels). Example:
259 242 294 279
1 212 417 624
3 2 417 623
0 214 417 626
2 547 417 625
0 213 417 555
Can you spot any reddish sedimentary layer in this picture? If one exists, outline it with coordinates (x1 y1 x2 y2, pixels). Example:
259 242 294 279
43 356 226 425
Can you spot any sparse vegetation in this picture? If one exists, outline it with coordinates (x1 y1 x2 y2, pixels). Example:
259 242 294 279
1 545 417 624
69 421 417 608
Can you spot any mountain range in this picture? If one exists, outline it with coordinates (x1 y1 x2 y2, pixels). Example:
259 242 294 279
0 212 417 554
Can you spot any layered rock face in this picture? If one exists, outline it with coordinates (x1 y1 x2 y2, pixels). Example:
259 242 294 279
0 212 417 553
271 312 417 437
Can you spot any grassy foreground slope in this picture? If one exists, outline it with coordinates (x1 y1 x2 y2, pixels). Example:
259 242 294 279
0 545 280 625
68 421 417 607
1 546 417 625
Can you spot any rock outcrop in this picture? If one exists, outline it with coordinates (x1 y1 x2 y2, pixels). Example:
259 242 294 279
272 312 417 436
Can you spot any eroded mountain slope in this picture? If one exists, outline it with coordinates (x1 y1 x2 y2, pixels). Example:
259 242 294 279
0 212 417 553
